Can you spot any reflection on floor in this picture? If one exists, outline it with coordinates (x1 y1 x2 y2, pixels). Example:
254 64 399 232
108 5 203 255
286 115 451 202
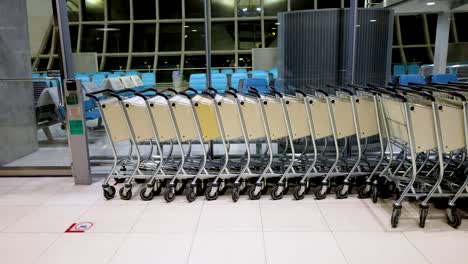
0 177 467 264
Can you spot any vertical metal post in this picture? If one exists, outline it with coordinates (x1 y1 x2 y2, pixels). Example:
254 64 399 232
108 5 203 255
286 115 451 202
347 0 358 85
52 0 92 184
433 12 450 74
204 0 212 88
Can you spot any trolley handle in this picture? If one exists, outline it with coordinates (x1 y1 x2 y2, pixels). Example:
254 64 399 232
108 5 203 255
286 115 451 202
226 91 238 99
424 85 467 101
202 90 215 99
269 86 277 92
418 91 435 102
178 91 192 100
294 89 306 97
347 84 377 95
139 88 158 94
134 92 148 100
205 87 218 94
113 88 136 94
315 89 329 97
160 88 179 94
228 87 238 93
86 89 115 101
107 91 124 101
271 90 283 98
248 90 261 98
326 84 353 95
249 86 259 93
182 87 199 94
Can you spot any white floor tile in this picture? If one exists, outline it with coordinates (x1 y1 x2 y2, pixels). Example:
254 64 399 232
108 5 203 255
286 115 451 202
0 185 18 196
198 204 262 232
109 233 192 264
4 205 88 233
132 203 202 233
36 233 125 264
264 232 347 264
0 205 35 231
318 202 385 231
44 185 101 206
77 205 146 233
404 231 468 264
0 181 65 206
261 203 329 232
189 232 265 264
0 233 59 264
0 177 27 186
334 231 428 264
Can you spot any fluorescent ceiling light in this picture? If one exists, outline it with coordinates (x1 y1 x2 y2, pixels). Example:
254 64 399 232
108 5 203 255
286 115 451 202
96 28 120 31
275 22 280 25
256 7 262 11
370 19 377 22
192 29 197 32
184 25 189 28
426 2 435 5
242 8 248 11
272 27 276 29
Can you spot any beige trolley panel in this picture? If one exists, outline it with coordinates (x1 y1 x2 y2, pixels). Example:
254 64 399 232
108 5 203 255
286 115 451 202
169 96 199 141
100 99 131 142
409 102 437 152
215 95 243 141
330 96 355 139
124 97 154 142
284 96 310 140
238 95 266 140
147 96 176 142
381 98 408 143
437 101 466 152
192 95 221 142
263 96 288 140
307 96 332 139
355 95 379 138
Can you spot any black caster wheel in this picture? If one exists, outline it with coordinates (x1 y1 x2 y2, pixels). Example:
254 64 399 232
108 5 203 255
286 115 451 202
119 187 132 200
135 178 147 184
419 205 429 228
270 185 283 200
314 185 327 200
391 206 402 228
447 207 462 229
335 184 349 199
232 186 240 202
163 188 176 203
186 187 197 203
139 188 154 201
103 186 116 200
247 186 261 200
114 178 126 184
372 185 379 203
204 186 219 201
293 185 305 200
358 185 371 199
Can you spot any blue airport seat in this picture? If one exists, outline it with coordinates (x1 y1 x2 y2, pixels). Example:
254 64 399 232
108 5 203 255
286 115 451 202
92 73 107 88
189 73 207 92
230 72 247 91
252 70 269 83
428 74 457 84
243 78 269 93
269 68 278 79
210 73 228 93
107 72 122 78
398 74 425 85
221 69 234 75
236 68 247 73
32 73 42 78
210 69 220 75
125 71 139 77
393 64 406 76
113 71 125 76
141 72 156 88
407 64 420 75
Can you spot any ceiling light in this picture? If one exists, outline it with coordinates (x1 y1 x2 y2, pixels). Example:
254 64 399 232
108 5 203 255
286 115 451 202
192 29 197 32
370 19 377 22
275 22 280 25
96 27 120 31
242 8 248 11
256 7 262 11
426 2 435 5
184 35 188 38
272 27 276 30
184 25 189 28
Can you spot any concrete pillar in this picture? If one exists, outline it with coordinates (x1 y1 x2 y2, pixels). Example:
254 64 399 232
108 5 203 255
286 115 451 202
433 12 451 74
0 0 38 165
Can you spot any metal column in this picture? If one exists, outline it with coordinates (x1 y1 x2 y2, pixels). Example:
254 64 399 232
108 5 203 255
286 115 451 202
204 0 212 88
52 0 92 184
433 12 451 74
347 0 358 85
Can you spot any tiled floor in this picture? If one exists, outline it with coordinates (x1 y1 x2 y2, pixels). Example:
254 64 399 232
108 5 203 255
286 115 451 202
1 177 468 264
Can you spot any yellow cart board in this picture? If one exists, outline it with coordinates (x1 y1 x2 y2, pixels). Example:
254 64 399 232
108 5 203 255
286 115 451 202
147 96 176 142
330 96 356 139
215 95 243 141
100 98 131 142
192 95 221 142
437 101 466 152
307 96 332 139
124 97 154 142
238 95 266 140
169 95 199 141
284 96 310 140
382 98 410 144
263 96 288 140
355 95 379 138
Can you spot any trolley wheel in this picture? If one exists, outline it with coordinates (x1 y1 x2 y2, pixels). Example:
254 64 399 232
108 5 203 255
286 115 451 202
119 187 132 200
358 185 371 199
247 186 261 200
335 184 349 199
232 185 240 202
314 185 328 200
175 180 185 195
103 186 116 200
293 185 305 200
261 184 269 195
419 205 429 228
139 188 154 201
239 183 248 195
153 181 163 196
372 185 379 203
204 186 219 201
186 187 197 203
114 178 126 184
391 206 402 228
163 188 176 203
270 186 283 200
135 178 146 184
447 207 462 229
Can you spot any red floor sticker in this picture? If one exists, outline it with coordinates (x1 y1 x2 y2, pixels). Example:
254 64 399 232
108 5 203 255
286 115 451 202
65 222 94 233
